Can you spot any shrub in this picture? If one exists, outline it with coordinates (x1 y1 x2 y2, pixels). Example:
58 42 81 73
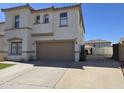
80 45 86 61
29 55 34 61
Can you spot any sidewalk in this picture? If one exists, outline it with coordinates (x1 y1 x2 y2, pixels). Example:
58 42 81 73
0 61 33 84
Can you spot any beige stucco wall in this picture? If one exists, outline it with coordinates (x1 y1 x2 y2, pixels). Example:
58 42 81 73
92 47 113 56
31 8 83 62
5 8 32 29
87 42 111 48
32 11 53 34
32 8 81 40
1 6 84 62
0 36 5 61
0 36 4 51
0 24 5 57
0 23 5 34
4 29 32 61
118 43 124 61
52 9 83 62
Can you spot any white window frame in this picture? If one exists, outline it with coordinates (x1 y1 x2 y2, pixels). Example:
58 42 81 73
15 15 20 28
11 42 22 55
60 12 68 27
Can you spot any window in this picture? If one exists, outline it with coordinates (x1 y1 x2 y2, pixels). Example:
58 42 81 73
35 15 40 24
15 15 20 28
60 12 68 27
43 14 49 23
11 42 22 55
93 44 96 47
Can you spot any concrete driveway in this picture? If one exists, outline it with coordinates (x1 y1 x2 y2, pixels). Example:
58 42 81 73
0 56 124 89
0 62 71 89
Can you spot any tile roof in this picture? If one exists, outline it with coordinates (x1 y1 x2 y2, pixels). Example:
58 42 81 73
85 39 112 44
1 4 81 12
0 22 5 24
1 4 34 12
1 4 85 33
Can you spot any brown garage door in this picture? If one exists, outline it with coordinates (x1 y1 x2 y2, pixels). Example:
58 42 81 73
36 41 74 62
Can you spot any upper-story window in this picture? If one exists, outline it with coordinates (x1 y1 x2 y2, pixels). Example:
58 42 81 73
93 44 96 47
60 12 68 27
15 15 20 28
43 14 49 24
35 15 40 24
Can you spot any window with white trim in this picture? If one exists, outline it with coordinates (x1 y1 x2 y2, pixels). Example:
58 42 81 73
11 42 22 55
43 14 49 23
35 15 40 24
15 15 20 28
60 12 68 27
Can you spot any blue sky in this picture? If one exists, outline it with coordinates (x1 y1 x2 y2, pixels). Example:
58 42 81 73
0 3 124 43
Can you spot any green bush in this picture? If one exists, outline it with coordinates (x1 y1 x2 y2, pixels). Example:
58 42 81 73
29 55 34 61
79 45 86 61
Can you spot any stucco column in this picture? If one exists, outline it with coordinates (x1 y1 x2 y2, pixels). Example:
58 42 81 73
22 29 33 61
74 43 80 62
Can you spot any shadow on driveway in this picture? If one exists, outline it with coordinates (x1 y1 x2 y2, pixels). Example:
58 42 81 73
24 55 120 69
34 61 84 69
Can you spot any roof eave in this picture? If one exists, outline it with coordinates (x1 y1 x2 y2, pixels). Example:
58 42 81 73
31 7 54 13
0 22 5 24
78 4 85 33
1 5 34 12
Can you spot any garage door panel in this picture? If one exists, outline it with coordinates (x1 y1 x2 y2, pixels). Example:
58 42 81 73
36 41 74 62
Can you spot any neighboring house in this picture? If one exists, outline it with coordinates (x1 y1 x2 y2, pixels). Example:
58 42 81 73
85 39 113 56
0 4 85 62
119 37 124 44
118 37 124 61
85 39 112 48
113 37 124 61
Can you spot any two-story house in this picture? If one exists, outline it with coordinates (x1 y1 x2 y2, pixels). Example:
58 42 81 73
0 4 85 62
